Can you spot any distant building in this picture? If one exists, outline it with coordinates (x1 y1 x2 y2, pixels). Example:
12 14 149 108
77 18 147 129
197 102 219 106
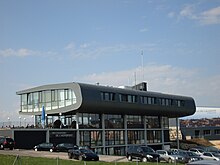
180 107 220 140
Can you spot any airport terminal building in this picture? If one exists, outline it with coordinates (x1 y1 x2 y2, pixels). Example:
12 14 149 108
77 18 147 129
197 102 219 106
14 82 196 155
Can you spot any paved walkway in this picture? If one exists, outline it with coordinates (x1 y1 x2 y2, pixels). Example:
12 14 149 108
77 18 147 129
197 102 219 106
0 149 128 162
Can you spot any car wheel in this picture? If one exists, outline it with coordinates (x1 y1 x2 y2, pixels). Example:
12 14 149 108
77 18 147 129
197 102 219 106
127 155 132 161
68 153 72 159
79 155 83 161
142 157 148 162
168 158 172 163
0 144 4 150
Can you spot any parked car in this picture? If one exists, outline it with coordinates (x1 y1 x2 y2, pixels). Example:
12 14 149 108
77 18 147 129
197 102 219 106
53 143 78 152
156 150 176 163
34 143 55 152
68 148 99 161
184 151 203 162
201 152 220 161
189 148 205 156
126 145 160 162
159 149 189 163
0 137 15 150
187 160 220 165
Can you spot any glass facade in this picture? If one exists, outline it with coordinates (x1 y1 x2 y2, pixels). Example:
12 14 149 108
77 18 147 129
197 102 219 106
20 89 76 112
18 87 172 156
78 113 101 129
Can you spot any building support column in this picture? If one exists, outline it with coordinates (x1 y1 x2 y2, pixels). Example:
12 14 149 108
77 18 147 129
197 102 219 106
46 129 49 143
161 117 165 149
101 114 106 155
144 116 147 144
176 117 179 150
124 115 128 148
76 113 80 146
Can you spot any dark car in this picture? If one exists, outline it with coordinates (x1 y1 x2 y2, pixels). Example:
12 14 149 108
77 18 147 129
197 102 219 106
126 145 160 162
53 143 78 152
68 148 99 161
172 150 203 163
34 143 55 152
187 160 220 165
0 137 15 150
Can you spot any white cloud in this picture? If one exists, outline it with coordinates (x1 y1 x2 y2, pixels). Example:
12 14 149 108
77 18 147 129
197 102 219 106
0 48 35 57
168 12 175 18
200 6 220 25
77 64 220 107
64 42 157 60
0 48 58 59
139 28 148 32
177 4 220 25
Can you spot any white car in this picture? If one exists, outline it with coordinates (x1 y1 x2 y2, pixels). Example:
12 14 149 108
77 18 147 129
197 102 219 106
189 148 205 156
156 150 180 163
201 152 220 161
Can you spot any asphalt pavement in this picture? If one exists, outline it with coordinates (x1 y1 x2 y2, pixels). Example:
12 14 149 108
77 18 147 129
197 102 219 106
0 149 128 162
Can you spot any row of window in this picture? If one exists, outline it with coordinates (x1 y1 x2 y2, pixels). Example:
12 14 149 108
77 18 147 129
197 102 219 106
101 92 185 107
36 113 169 130
20 89 77 112
79 130 167 147
21 89 76 106
199 129 220 135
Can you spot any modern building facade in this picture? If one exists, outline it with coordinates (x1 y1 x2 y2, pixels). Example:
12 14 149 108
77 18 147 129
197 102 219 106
15 82 196 155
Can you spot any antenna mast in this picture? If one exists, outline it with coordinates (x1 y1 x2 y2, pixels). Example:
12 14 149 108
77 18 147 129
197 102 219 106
141 50 144 82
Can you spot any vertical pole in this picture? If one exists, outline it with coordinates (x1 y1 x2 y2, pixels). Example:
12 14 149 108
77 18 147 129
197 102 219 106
141 50 144 82
124 115 128 151
102 114 105 155
176 118 179 150
144 116 147 144
76 113 80 146
161 117 165 149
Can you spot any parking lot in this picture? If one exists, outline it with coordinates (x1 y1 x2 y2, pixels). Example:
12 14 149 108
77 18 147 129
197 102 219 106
0 149 128 162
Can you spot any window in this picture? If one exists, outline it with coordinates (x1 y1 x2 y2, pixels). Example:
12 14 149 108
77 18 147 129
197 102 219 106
146 116 161 128
127 115 144 128
203 130 211 136
119 94 127 102
105 131 124 145
101 92 115 101
127 130 144 144
65 89 69 100
51 90 56 102
27 93 32 105
21 94 27 105
78 113 101 129
105 114 124 129
128 95 137 103
119 94 137 103
215 129 220 135
79 131 102 147
39 91 43 103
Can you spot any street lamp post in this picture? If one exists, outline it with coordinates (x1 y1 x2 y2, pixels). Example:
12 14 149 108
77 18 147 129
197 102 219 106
7 117 10 128
31 115 34 126
24 118 26 127
19 116 21 127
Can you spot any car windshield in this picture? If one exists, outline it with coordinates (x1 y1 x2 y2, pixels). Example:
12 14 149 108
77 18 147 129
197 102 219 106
141 147 155 153
64 143 73 147
187 151 198 156
80 149 94 154
6 138 14 142
212 153 220 157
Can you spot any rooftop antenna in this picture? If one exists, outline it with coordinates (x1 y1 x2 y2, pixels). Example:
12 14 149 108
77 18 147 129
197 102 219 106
141 50 144 82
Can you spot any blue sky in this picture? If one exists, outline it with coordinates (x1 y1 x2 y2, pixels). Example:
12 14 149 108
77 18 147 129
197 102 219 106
0 0 220 122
